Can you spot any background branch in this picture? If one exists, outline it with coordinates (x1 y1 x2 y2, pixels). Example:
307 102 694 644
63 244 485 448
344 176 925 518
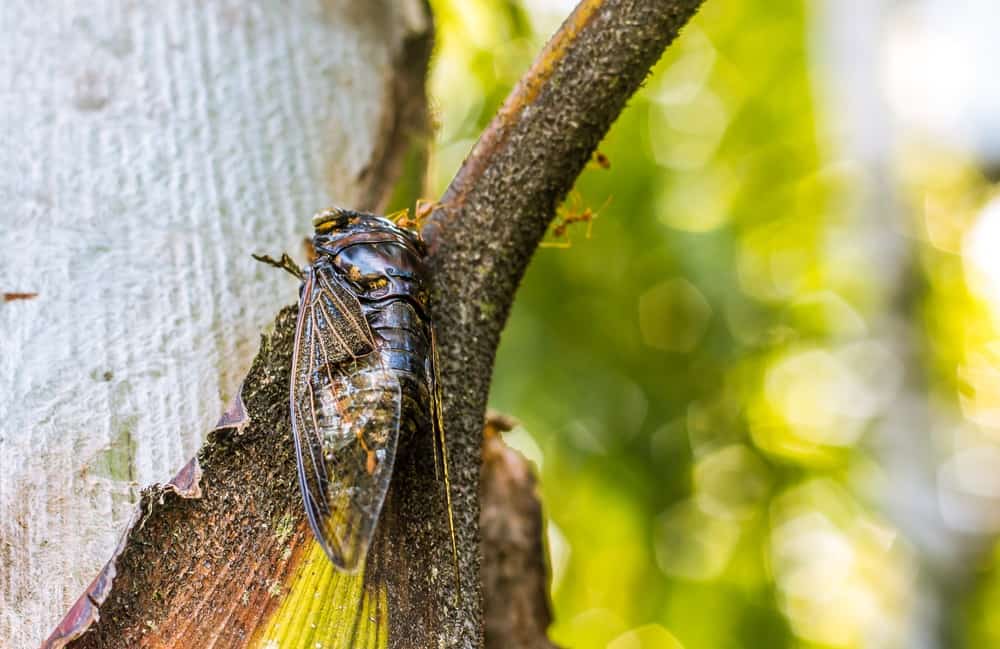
480 413 561 649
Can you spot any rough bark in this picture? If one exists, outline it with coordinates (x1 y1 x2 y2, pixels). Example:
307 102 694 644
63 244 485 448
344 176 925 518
32 0 705 647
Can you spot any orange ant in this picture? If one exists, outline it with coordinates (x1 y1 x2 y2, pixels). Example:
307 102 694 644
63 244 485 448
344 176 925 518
540 193 612 248
589 150 611 170
388 198 442 231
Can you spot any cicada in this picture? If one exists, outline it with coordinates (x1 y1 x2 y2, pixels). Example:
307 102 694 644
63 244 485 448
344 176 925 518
257 207 456 572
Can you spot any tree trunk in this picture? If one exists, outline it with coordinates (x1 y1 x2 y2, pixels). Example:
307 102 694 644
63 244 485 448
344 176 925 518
816 2 994 647
1 1 431 646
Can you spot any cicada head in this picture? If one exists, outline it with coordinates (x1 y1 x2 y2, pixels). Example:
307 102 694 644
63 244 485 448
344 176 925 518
311 207 430 308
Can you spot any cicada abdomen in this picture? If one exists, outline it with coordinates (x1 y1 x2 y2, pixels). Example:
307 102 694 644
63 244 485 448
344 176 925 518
289 207 454 572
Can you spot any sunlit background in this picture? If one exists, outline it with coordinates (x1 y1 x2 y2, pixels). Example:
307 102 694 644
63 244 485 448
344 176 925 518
418 1 1000 647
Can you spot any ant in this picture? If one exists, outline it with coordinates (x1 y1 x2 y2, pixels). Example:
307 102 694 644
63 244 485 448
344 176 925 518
388 198 441 231
540 193 612 248
590 150 611 170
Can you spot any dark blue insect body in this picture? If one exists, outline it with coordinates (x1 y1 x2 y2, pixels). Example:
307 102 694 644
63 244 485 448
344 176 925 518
290 207 454 571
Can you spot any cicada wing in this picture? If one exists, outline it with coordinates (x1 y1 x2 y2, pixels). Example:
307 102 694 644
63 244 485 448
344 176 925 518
298 363 403 571
291 267 402 571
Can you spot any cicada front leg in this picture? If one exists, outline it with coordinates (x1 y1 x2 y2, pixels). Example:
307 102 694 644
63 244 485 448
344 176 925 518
252 252 305 280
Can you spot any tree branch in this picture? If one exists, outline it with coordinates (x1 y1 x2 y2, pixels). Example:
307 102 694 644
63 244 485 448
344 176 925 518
43 1 704 647
423 1 703 638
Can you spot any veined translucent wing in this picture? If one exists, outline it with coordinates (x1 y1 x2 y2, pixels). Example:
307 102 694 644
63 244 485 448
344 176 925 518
291 261 403 571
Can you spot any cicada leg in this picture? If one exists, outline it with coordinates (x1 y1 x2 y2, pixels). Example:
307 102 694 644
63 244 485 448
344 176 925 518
251 252 305 280
430 326 461 602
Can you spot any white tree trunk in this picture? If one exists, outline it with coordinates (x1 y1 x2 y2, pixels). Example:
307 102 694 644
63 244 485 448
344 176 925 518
0 1 428 646
814 2 993 647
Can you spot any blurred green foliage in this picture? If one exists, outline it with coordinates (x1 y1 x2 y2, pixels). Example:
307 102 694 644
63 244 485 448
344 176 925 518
421 1 1000 648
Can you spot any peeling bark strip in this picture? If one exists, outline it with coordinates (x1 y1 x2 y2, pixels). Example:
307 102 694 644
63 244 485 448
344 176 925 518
41 1 705 647
43 460 205 649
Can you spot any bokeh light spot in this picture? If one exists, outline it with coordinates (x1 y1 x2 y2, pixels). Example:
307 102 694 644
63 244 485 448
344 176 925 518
788 291 867 339
546 520 571 594
694 444 772 520
653 499 739 580
649 89 729 171
653 26 716 106
770 481 913 648
965 196 1000 316
764 348 867 447
608 624 685 649
638 279 712 353
656 166 735 232
938 445 1000 533
957 343 1000 430
551 608 627 649
501 424 544 471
